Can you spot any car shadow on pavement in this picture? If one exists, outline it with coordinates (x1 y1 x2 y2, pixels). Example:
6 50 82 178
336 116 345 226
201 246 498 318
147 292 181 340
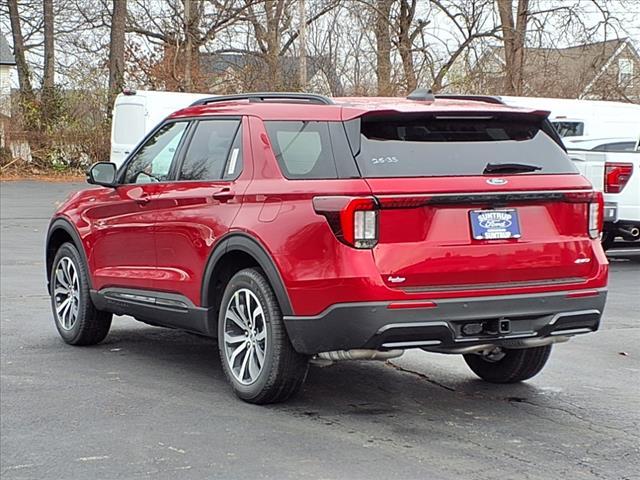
94 322 544 419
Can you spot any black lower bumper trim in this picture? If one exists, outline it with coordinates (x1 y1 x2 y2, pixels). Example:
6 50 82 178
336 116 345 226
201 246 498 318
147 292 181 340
283 290 606 354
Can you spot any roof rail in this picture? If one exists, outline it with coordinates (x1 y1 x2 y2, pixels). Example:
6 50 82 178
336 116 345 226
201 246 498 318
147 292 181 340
435 94 505 105
190 92 335 107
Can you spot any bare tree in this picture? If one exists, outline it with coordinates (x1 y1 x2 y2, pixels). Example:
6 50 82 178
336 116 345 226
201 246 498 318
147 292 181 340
497 0 529 95
41 0 55 126
374 0 393 95
428 0 500 92
109 0 127 104
7 0 35 102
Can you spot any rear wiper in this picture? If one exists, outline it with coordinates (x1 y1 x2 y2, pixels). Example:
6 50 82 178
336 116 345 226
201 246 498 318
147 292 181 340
483 162 542 174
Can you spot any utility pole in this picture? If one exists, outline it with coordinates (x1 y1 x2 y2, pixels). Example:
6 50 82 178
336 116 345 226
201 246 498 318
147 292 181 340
298 0 307 90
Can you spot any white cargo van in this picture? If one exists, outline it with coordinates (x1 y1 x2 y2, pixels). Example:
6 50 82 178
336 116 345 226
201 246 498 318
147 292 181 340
110 90 211 167
500 96 640 140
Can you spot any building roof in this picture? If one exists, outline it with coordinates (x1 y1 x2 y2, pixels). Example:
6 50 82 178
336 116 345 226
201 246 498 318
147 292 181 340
475 38 638 98
199 52 344 95
0 33 16 66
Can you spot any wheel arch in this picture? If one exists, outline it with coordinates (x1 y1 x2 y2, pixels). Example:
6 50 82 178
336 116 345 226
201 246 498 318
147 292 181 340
201 233 293 319
46 218 90 293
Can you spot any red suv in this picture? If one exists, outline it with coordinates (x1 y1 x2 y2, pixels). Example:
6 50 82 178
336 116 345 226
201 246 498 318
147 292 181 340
46 91 608 404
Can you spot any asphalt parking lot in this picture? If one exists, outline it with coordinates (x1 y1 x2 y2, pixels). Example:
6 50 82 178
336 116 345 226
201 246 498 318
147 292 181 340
1 181 639 480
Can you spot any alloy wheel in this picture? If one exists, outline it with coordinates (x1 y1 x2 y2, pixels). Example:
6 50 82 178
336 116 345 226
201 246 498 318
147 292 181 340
223 288 268 385
53 257 80 331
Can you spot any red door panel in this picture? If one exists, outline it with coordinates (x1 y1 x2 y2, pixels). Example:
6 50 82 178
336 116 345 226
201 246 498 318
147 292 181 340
85 184 163 291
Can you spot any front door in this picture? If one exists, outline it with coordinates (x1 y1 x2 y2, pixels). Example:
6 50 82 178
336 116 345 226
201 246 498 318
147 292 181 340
89 120 190 292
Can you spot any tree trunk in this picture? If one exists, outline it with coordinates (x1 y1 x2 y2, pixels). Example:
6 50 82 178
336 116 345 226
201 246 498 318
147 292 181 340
108 0 127 107
298 0 307 90
397 0 417 93
497 0 529 95
41 0 55 128
374 0 393 96
7 0 34 102
184 0 192 91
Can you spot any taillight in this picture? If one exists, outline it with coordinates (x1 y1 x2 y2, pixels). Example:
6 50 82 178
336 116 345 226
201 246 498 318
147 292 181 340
558 191 602 239
313 196 378 248
588 191 604 239
605 162 633 193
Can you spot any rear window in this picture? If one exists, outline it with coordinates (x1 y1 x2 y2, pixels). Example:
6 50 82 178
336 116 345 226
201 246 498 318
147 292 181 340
265 121 338 179
592 141 636 152
552 121 584 137
113 103 145 145
351 114 577 178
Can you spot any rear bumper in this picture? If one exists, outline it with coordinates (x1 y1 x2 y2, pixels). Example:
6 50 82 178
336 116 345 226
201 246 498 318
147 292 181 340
283 289 607 354
604 202 618 222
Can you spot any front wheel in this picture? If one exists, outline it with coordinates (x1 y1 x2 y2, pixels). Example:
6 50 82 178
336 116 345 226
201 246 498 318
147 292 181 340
218 268 308 404
50 242 112 345
463 345 552 383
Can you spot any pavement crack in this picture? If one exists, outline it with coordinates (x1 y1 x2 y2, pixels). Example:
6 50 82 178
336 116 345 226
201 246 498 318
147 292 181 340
386 361 457 392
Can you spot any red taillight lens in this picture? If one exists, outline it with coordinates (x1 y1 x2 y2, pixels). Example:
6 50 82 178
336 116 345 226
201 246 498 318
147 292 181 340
562 191 602 239
605 162 633 193
313 196 378 248
588 191 604 239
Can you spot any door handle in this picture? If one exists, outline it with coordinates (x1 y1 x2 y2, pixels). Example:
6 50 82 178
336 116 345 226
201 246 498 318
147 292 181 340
212 188 234 203
135 195 151 205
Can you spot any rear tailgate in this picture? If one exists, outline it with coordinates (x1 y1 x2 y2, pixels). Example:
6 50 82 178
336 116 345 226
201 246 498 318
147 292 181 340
367 176 599 291
567 150 605 192
348 110 602 292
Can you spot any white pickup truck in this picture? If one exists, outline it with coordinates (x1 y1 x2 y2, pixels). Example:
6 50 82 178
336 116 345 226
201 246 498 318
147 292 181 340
568 137 640 249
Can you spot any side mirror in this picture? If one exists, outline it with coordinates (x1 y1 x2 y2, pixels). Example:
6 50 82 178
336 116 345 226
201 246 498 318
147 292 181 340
87 162 117 187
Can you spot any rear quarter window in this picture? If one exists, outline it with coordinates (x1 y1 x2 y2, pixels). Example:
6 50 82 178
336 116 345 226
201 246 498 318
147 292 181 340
351 114 577 178
265 121 338 179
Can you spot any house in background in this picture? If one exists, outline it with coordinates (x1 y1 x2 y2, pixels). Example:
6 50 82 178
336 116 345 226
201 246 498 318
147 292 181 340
460 38 640 102
1 33 17 150
199 53 344 96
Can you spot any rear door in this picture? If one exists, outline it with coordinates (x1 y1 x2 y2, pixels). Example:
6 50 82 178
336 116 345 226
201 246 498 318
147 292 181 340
153 117 251 304
349 111 600 292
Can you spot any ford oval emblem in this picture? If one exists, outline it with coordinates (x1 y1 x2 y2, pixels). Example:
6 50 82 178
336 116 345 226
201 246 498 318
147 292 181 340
486 178 508 185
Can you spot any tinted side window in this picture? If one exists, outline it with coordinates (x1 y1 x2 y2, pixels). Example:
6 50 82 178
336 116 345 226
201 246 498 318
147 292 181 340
179 120 240 181
265 121 338 179
123 122 188 184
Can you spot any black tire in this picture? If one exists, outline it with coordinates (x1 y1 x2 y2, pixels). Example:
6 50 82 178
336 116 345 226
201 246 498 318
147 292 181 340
50 242 112 345
463 345 552 384
601 231 615 251
218 268 308 404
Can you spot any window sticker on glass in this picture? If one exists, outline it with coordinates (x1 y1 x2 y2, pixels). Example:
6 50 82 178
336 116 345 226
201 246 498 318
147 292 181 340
227 148 239 176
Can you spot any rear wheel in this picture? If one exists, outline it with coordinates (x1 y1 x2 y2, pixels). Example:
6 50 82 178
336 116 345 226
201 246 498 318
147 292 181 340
463 345 552 383
50 243 112 345
218 268 308 404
